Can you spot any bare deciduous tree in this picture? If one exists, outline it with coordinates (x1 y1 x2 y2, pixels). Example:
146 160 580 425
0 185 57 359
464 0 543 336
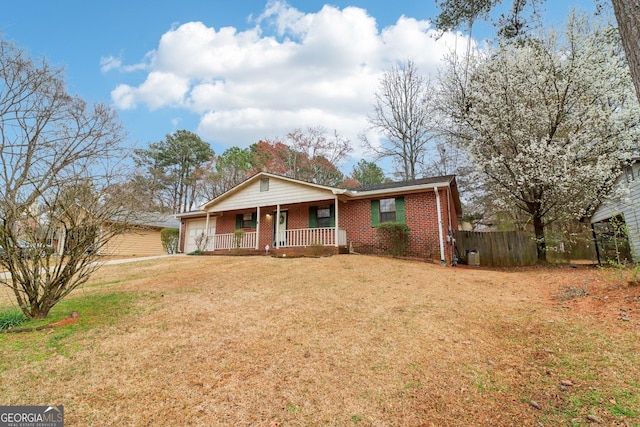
0 38 132 318
363 60 437 181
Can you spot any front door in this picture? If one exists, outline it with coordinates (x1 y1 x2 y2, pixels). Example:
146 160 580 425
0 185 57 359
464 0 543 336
274 210 288 247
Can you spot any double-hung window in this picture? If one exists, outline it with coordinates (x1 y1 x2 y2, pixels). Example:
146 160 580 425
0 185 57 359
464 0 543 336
316 206 331 228
309 205 334 228
370 197 405 226
241 213 253 228
379 198 396 223
236 212 257 229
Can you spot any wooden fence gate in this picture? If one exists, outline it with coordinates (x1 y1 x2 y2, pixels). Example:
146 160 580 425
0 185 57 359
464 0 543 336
454 230 538 267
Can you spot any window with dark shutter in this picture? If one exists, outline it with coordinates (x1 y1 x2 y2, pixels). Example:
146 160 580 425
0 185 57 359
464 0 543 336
242 213 253 228
317 206 331 227
371 197 406 226
379 198 396 223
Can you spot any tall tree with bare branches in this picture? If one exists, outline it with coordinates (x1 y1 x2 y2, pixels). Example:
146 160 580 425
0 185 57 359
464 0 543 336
0 38 132 318
363 60 437 181
256 126 351 186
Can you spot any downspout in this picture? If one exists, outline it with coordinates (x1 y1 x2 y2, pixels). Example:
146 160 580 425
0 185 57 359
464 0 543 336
435 186 446 266
447 186 456 265
447 187 453 231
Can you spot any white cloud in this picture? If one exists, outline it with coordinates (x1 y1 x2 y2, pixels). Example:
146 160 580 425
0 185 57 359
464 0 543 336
100 55 122 73
111 84 137 109
110 0 472 155
100 54 149 73
112 72 190 110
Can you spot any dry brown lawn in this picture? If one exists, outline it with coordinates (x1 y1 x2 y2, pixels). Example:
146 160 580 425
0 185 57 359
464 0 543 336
1 255 639 426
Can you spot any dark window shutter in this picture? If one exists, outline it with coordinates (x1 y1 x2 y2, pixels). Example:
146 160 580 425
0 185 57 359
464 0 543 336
370 200 380 227
396 197 406 223
329 204 335 227
236 214 242 229
309 206 317 228
251 212 257 228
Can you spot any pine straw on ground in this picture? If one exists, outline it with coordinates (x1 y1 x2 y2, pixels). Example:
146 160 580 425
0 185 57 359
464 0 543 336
1 255 639 426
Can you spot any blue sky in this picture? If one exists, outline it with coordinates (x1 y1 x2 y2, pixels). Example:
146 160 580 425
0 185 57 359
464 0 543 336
2 0 597 174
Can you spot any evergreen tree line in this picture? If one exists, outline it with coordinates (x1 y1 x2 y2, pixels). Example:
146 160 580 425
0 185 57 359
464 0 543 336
127 126 387 214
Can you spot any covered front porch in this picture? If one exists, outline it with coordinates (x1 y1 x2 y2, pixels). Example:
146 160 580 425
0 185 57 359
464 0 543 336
195 199 347 253
205 227 347 251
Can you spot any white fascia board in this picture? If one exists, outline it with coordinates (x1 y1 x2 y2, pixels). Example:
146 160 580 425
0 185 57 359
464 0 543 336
175 211 208 219
345 182 451 199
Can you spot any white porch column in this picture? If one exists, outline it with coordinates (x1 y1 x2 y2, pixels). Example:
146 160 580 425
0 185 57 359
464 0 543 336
58 227 66 256
255 206 261 250
275 204 281 249
334 196 339 247
205 212 211 251
435 186 446 266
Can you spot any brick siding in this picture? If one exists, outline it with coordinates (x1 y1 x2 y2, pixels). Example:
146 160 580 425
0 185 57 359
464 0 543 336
180 188 459 264
339 189 458 263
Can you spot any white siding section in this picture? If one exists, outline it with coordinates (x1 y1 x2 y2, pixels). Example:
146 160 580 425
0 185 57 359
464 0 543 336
211 177 335 212
591 163 640 261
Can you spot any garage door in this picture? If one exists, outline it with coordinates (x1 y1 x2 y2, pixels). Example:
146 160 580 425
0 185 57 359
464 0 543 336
185 218 216 253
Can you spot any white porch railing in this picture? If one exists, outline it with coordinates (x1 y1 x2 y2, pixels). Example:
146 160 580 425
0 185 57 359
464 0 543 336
279 228 347 248
207 228 346 251
210 232 257 251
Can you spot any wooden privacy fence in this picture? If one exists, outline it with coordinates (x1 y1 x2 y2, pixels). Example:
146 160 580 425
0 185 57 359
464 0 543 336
454 230 538 267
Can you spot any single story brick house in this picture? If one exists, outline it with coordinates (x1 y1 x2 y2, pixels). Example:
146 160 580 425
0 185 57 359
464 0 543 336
176 172 462 265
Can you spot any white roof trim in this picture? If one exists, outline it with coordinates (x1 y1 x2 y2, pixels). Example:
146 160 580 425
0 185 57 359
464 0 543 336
344 181 452 198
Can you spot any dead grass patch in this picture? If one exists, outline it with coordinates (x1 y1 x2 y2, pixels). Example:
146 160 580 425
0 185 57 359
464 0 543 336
1 256 639 426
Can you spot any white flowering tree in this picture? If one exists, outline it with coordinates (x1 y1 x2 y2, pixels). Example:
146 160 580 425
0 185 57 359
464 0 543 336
434 0 640 104
441 13 640 262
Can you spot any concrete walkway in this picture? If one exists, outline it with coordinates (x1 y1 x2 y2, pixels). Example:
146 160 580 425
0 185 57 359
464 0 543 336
96 254 185 265
0 254 185 280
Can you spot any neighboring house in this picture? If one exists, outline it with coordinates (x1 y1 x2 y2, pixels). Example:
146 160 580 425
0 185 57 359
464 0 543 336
176 172 461 265
100 214 181 257
54 213 180 257
590 158 640 263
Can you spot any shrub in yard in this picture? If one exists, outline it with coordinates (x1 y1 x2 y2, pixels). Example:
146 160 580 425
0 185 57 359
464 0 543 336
187 250 203 256
0 309 28 330
376 222 410 257
233 229 246 251
160 228 179 254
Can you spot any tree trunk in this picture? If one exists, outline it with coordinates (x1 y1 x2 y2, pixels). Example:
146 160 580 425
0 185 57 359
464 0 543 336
533 213 547 263
24 298 52 319
611 0 640 102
